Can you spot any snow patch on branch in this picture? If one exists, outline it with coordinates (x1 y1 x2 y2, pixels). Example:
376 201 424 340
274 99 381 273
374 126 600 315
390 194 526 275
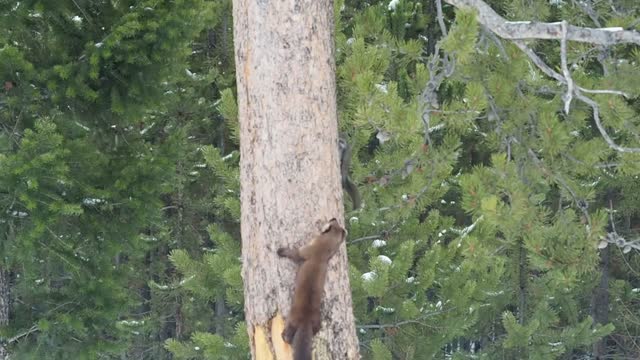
371 239 387 248
377 255 392 265
362 271 377 282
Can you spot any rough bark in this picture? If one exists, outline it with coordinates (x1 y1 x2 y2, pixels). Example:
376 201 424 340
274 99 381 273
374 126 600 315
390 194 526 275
232 0 359 359
0 268 10 360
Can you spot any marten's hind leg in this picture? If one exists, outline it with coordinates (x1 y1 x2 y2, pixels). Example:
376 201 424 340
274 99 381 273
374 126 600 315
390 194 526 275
282 322 297 344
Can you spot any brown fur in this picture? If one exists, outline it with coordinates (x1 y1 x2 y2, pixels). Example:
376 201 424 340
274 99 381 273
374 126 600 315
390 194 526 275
339 136 361 210
277 218 347 360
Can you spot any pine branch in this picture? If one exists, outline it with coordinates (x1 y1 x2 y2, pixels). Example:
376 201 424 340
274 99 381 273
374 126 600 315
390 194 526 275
527 148 592 231
571 0 602 27
356 309 450 329
420 3 455 147
8 325 39 345
512 41 630 98
450 215 483 242
348 234 383 245
444 0 640 45
512 41 640 153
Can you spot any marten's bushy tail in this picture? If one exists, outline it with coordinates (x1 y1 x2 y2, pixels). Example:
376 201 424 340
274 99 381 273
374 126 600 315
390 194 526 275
293 322 313 360
343 178 361 210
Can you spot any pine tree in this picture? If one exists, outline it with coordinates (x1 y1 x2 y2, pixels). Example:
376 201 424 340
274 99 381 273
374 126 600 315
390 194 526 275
3 0 638 359
166 0 640 358
332 0 638 358
0 1 213 357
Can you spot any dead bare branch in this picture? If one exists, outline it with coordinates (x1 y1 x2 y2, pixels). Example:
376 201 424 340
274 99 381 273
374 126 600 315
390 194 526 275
8 325 39 345
436 0 448 36
444 0 640 45
560 21 575 114
513 41 640 153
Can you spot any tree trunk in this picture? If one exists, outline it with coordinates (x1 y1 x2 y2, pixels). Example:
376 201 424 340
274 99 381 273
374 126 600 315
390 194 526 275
0 268 10 360
232 0 359 359
591 246 610 358
517 239 527 326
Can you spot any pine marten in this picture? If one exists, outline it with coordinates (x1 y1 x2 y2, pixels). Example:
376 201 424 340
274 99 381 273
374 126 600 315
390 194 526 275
277 218 347 360
339 135 361 210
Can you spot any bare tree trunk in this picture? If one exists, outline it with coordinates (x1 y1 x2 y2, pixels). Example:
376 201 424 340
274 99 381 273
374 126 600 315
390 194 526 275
591 245 610 358
517 240 527 326
232 0 359 359
0 268 10 360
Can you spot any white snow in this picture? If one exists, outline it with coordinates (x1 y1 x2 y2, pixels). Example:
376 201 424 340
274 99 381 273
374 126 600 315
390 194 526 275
179 275 194 285
484 290 504 296
119 320 144 326
377 255 392 265
139 122 155 135
9 210 28 218
75 121 90 131
388 0 400 11
82 198 105 206
362 271 377 282
71 15 82 24
375 83 388 94
185 68 197 80
371 239 387 248
376 306 395 313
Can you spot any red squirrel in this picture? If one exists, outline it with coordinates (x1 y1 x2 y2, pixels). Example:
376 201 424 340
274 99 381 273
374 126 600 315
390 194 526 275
277 218 347 360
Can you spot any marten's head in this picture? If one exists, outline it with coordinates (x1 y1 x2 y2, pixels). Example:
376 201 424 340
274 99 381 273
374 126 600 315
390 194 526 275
318 218 346 251
323 218 346 233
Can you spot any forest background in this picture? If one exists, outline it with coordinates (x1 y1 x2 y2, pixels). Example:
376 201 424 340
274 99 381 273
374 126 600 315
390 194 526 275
1 0 640 359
